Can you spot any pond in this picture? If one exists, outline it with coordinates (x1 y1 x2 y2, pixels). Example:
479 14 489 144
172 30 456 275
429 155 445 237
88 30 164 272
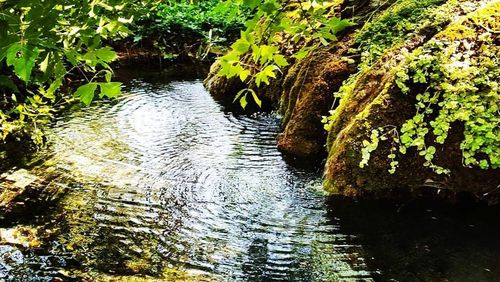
1 66 499 281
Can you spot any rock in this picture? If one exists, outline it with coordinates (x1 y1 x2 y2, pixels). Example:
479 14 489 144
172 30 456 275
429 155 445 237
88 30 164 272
0 168 67 221
276 40 355 158
0 226 41 248
323 1 500 203
0 245 24 278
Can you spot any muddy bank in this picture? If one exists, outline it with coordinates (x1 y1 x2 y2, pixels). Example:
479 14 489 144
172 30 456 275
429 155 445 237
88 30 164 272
204 0 500 203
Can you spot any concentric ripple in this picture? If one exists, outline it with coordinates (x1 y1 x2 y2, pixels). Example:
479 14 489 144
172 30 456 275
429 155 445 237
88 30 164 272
3 75 376 280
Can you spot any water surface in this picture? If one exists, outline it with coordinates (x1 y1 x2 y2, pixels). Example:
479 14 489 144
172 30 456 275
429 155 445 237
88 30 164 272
1 67 499 281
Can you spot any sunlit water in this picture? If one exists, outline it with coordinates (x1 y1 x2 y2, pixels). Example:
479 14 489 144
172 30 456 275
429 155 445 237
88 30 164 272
0 70 373 281
1 68 500 281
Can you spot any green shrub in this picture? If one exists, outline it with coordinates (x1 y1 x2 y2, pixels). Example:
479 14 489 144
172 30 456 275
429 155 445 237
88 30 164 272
133 0 250 56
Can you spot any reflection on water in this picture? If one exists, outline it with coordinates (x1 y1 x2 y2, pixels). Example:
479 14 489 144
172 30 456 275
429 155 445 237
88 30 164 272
1 68 499 281
0 70 373 281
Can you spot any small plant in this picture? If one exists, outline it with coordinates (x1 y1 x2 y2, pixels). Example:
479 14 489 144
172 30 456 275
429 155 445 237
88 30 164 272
357 3 499 174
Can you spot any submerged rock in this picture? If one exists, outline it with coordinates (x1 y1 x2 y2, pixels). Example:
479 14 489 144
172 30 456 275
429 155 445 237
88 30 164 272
0 245 24 278
205 0 499 203
0 168 67 221
0 226 42 248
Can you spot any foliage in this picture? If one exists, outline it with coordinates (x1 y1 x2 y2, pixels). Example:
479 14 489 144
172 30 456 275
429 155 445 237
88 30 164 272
360 126 401 174
216 0 353 108
360 2 499 174
132 0 249 60
324 0 467 115
0 0 158 144
320 0 498 174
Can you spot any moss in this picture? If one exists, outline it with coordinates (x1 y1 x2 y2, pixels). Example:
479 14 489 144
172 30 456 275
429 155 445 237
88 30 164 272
278 59 305 124
277 39 355 158
352 0 480 68
125 259 158 274
437 1 499 41
323 0 500 202
356 0 447 47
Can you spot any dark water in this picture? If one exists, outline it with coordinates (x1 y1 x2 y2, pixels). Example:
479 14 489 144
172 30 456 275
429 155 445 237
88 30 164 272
1 67 500 281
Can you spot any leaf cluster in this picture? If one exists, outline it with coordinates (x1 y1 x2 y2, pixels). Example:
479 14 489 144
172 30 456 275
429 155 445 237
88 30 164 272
0 0 157 144
216 0 353 108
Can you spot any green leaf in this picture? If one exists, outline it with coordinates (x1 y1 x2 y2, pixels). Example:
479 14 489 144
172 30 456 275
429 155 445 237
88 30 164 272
99 82 121 98
95 47 117 62
45 79 62 99
263 65 277 78
255 65 278 87
294 47 310 60
239 69 251 81
39 53 50 73
273 54 288 67
233 89 247 103
427 146 436 154
248 88 262 107
6 43 39 82
240 94 248 109
64 49 79 66
327 17 354 33
243 0 261 9
75 83 98 106
259 45 278 64
260 0 280 14
319 37 329 46
104 70 113 82
82 52 98 68
231 38 250 54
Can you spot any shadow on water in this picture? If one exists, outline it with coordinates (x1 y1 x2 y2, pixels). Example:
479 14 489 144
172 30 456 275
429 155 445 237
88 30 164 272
327 197 500 281
0 65 499 281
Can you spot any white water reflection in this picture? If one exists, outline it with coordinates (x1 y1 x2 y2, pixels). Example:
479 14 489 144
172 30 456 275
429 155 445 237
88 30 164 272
2 76 374 281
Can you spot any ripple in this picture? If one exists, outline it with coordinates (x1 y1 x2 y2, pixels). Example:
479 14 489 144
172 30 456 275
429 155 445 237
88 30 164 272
3 78 375 280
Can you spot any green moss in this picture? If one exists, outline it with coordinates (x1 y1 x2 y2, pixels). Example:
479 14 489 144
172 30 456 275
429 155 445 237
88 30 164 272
278 61 303 124
324 0 499 197
355 0 450 68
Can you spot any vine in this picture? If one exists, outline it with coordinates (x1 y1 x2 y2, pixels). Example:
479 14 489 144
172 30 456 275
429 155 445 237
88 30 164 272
216 0 353 108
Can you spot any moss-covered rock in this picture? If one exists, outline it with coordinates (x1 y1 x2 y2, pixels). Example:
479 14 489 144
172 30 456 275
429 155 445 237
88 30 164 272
277 38 356 158
205 0 391 158
324 0 499 203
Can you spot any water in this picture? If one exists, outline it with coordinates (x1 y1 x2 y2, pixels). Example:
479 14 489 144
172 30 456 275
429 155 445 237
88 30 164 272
1 67 500 281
